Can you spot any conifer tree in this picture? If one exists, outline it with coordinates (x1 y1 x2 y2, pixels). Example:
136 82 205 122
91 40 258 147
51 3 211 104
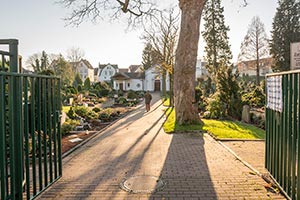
202 0 241 119
202 0 233 94
270 0 300 72
202 0 233 82
141 43 155 71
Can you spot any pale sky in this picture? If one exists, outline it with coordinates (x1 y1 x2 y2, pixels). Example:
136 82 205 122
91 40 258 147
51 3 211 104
1 0 277 69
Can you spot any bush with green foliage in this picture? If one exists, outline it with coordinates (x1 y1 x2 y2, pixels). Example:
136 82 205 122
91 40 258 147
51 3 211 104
242 85 265 108
100 89 110 97
67 107 76 119
250 113 265 129
69 106 99 120
61 119 80 135
84 77 91 90
204 93 226 119
98 108 114 122
216 65 243 120
116 97 127 104
92 107 101 113
99 112 110 122
127 90 138 99
74 106 89 117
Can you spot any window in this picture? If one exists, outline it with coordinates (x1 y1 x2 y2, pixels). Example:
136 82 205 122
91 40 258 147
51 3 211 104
109 71 113 75
104 71 107 75
127 83 130 87
136 83 141 88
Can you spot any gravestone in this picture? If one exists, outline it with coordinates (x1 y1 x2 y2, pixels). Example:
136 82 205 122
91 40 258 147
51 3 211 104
242 105 250 123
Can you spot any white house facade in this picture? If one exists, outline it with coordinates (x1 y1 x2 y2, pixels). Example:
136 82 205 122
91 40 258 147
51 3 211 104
237 57 273 77
112 66 170 92
112 72 145 91
196 59 208 79
71 59 95 82
95 64 118 82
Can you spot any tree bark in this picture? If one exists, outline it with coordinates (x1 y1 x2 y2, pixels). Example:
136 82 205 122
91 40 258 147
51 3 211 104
174 0 205 124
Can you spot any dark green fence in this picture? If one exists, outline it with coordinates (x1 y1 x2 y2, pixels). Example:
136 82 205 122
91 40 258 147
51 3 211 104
0 39 62 200
265 70 300 199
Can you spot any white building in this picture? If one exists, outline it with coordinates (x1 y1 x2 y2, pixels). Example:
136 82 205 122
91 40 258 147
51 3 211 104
95 63 118 82
237 57 273 77
112 65 170 92
196 59 208 79
70 59 95 82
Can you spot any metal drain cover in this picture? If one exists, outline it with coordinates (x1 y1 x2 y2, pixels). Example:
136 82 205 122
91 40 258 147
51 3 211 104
120 175 165 193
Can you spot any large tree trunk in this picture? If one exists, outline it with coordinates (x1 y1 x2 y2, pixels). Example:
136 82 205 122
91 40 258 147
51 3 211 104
174 0 205 125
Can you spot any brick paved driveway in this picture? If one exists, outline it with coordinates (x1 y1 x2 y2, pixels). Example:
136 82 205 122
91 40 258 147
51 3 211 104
38 93 285 200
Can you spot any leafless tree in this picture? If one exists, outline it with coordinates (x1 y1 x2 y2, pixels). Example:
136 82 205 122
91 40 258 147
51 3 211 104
67 46 85 62
60 0 160 27
26 51 59 72
142 8 179 106
238 16 269 85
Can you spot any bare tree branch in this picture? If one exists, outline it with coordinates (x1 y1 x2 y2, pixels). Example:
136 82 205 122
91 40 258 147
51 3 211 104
58 0 161 27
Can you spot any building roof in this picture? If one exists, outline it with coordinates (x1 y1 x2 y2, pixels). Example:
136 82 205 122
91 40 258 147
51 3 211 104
128 65 142 72
237 57 273 71
112 72 145 80
118 68 129 73
98 63 118 70
70 59 94 69
81 59 94 69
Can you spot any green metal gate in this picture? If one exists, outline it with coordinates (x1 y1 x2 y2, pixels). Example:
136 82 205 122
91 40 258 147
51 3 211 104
0 39 62 200
265 70 300 199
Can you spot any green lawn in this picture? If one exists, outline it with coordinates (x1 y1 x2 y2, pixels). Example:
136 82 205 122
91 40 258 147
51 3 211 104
163 107 265 139
163 107 203 133
202 119 265 139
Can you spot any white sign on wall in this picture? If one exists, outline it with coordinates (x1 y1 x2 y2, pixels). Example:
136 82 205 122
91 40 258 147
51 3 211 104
291 42 300 70
266 76 282 113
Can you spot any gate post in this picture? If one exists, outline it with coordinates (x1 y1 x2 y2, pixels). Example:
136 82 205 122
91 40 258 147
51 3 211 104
8 39 19 73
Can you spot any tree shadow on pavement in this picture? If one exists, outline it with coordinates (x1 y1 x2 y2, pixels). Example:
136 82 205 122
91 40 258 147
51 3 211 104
38 93 168 200
149 133 218 199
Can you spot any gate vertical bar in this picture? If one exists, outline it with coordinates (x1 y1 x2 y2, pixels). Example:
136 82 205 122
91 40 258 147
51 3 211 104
8 75 16 199
291 73 297 199
287 74 293 196
265 106 269 169
37 77 43 191
24 77 31 200
30 77 37 195
15 75 23 200
52 79 58 179
42 78 48 187
57 79 62 176
297 73 300 200
0 75 7 200
283 74 288 191
47 79 53 183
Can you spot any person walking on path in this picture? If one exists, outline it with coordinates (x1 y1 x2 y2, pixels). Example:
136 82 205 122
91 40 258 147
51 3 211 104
144 91 152 112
